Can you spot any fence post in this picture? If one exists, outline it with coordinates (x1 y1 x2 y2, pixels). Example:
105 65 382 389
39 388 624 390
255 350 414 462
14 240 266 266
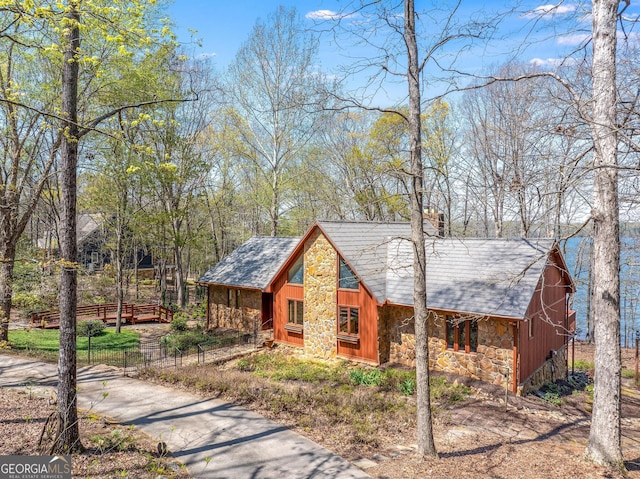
174 347 180 368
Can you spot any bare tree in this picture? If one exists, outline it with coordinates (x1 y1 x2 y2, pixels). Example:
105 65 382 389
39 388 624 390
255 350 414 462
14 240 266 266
585 0 623 468
225 6 330 236
405 0 437 458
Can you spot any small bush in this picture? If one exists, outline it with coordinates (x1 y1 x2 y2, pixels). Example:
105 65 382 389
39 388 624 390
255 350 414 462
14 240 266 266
170 313 189 332
622 368 635 379
349 368 383 386
430 376 470 404
542 391 563 406
89 427 137 453
572 359 594 371
77 320 106 337
13 291 49 318
399 378 416 396
237 357 255 372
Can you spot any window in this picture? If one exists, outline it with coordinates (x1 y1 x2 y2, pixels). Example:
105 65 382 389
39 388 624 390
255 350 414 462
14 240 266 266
338 306 359 336
528 317 534 338
288 256 304 284
339 258 359 290
236 289 241 309
227 288 233 307
446 315 477 352
287 300 304 325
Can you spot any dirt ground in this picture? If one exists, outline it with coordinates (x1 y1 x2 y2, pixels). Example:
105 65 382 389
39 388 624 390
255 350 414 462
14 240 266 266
5 306 640 479
356 342 640 479
0 386 189 478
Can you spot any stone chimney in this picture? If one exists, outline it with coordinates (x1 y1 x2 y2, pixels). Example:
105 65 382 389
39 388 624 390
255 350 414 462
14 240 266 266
423 208 445 237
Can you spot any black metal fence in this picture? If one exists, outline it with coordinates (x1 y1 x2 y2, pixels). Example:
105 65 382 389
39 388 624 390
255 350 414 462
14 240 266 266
86 332 253 374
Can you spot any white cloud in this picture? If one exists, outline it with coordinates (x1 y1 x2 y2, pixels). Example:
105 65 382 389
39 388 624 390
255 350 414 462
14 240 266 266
557 33 590 45
529 57 563 66
523 3 577 19
528 57 578 67
196 52 218 59
305 9 352 21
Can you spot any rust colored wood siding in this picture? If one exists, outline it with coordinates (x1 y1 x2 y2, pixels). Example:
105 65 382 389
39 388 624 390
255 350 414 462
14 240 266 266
272 266 304 347
518 259 571 382
336 286 379 363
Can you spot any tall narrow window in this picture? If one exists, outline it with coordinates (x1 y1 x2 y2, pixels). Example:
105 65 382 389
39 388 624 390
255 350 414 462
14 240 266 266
446 315 455 349
446 315 477 353
235 289 241 309
338 306 359 336
469 321 478 352
288 256 304 284
339 258 359 290
227 288 233 307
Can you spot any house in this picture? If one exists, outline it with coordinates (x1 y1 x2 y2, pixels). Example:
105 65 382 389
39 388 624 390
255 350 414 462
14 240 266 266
36 213 154 273
198 236 300 332
198 221 576 394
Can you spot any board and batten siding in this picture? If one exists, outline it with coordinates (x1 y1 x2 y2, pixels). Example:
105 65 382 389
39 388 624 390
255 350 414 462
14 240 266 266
272 267 305 347
518 254 572 385
271 228 381 363
336 285 380 363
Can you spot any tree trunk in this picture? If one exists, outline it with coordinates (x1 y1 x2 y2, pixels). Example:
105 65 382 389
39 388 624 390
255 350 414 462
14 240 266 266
585 0 623 470
54 0 82 453
0 241 16 342
115 220 124 333
405 0 437 459
174 243 186 308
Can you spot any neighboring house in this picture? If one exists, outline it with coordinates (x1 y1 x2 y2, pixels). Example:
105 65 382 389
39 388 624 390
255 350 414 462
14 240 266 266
77 214 107 271
198 236 300 332
199 221 576 394
37 213 153 273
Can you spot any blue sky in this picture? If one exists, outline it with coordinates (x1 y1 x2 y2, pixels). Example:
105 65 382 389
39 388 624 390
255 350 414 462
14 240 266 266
165 1 640 104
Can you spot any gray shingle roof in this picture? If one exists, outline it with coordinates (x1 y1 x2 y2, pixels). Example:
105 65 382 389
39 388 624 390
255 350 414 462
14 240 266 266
198 237 300 290
200 221 562 320
386 237 556 318
317 221 437 302
77 214 102 243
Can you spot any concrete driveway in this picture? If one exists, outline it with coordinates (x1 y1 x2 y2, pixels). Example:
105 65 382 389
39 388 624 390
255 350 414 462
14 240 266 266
0 355 370 479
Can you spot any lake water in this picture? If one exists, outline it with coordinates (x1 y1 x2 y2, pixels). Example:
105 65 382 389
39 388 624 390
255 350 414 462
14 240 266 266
563 237 640 346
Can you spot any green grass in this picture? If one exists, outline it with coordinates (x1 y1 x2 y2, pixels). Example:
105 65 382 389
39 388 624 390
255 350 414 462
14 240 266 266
572 359 594 371
233 352 468 401
236 353 349 382
573 359 635 380
9 328 140 352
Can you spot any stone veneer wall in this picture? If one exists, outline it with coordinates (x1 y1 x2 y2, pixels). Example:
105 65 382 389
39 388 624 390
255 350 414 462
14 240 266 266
303 230 337 359
208 285 261 332
386 305 516 389
520 345 568 395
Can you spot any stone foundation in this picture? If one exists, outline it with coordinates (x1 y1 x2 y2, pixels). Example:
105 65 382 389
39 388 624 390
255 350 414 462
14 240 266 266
520 345 568 395
303 231 337 359
387 307 516 390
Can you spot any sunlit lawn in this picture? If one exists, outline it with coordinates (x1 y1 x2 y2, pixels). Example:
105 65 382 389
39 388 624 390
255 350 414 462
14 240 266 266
9 328 140 352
